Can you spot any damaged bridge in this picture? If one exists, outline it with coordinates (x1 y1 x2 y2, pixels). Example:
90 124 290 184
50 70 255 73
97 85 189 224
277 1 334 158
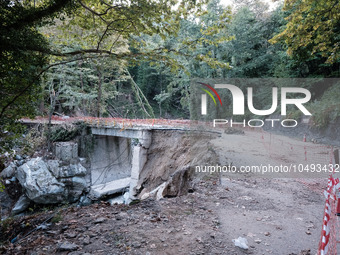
85 119 215 201
15 117 217 205
89 126 153 200
87 120 218 201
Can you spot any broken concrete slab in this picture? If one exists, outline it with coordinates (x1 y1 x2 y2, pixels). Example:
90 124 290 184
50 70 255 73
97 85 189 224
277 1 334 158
140 182 166 200
89 177 130 199
140 167 192 200
89 128 152 200
156 182 167 200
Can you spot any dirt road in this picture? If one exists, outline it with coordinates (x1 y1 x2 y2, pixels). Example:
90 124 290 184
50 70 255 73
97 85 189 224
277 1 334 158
210 130 332 254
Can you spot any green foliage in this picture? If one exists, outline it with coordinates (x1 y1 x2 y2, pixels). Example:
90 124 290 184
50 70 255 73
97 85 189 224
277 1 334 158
1 0 213 152
270 0 340 65
41 53 125 117
130 0 234 117
44 0 211 69
0 0 75 152
21 126 47 156
223 5 293 78
0 181 5 192
51 212 63 223
0 217 14 232
309 84 340 128
49 122 87 142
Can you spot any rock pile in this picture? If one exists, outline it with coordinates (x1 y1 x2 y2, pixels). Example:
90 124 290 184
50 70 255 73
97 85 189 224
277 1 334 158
1 142 90 214
16 157 89 204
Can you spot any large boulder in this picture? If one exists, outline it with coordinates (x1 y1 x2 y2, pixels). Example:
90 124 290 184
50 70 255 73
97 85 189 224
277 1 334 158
46 160 60 177
16 157 89 205
17 158 66 204
47 160 87 178
59 164 87 178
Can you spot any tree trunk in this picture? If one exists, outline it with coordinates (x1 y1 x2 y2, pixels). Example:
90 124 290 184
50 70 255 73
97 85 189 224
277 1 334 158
47 88 56 152
96 67 102 118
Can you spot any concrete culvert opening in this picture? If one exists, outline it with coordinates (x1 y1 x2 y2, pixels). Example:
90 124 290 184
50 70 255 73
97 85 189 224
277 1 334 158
89 135 133 200
89 127 152 200
90 136 132 186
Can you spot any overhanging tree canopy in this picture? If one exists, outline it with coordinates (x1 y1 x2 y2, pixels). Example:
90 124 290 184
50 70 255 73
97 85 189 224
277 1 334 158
270 0 340 64
0 0 208 151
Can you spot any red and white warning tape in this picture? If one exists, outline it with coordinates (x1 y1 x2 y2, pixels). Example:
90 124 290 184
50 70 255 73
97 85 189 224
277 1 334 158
319 176 339 255
320 198 331 255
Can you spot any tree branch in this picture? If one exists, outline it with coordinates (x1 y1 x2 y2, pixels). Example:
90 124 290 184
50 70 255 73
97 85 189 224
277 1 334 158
6 0 73 30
